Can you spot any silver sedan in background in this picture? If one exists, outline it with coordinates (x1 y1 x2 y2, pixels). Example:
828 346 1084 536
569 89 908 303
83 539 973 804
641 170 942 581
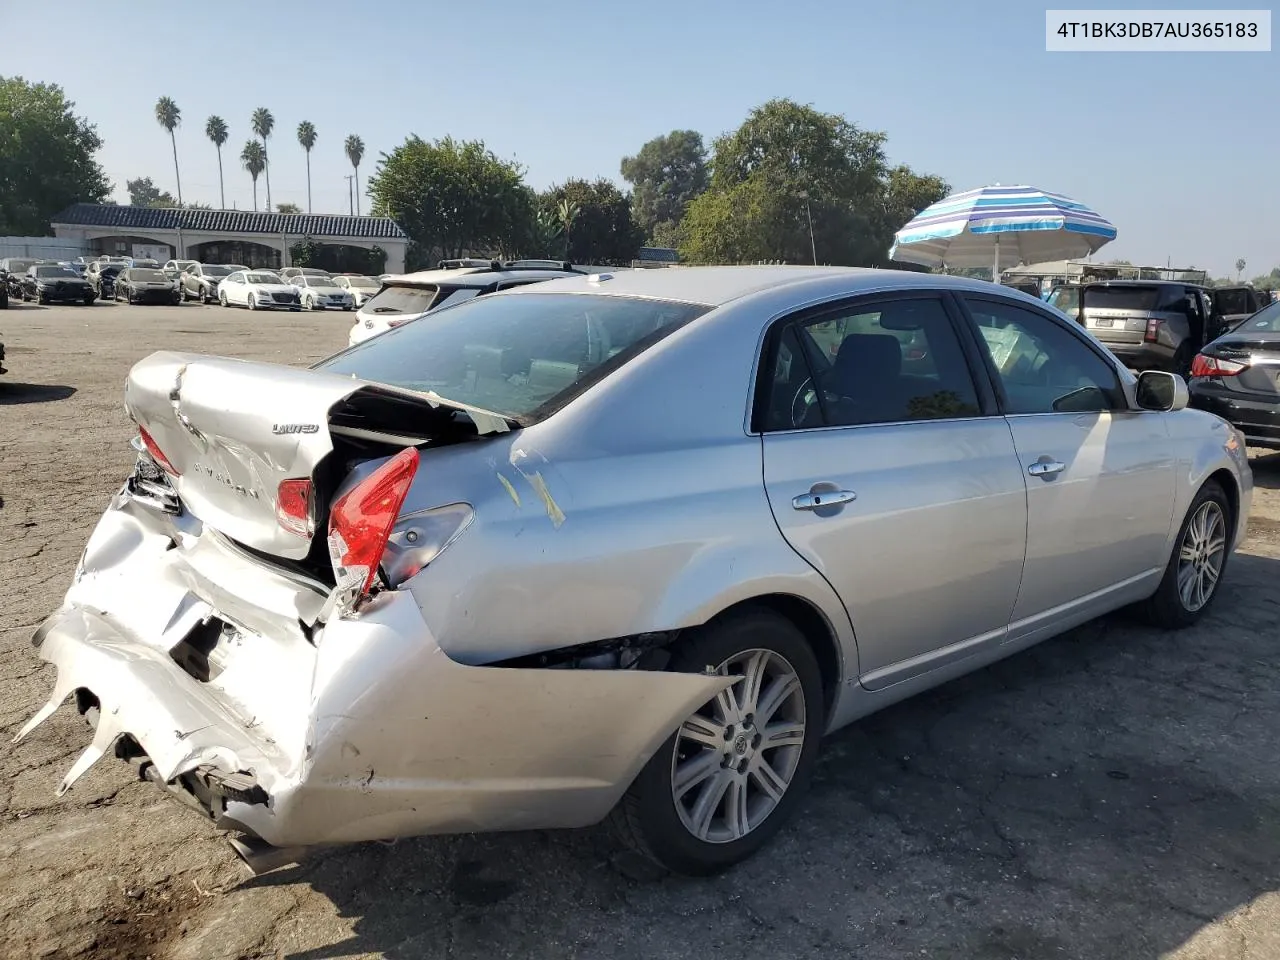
16 267 1251 877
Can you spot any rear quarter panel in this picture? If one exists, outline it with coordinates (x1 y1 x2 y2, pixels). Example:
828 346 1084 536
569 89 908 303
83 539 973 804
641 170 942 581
398 290 858 696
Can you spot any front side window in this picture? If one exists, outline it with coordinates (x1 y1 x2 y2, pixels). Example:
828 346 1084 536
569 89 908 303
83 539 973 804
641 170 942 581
758 296 982 431
964 298 1124 415
318 292 707 421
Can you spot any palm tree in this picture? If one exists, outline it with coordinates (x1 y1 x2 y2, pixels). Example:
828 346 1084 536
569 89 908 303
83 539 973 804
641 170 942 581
1236 258 1247 281
251 108 275 211
556 198 580 259
240 141 266 212
205 115 228 209
154 97 183 206
344 135 365 215
297 121 317 214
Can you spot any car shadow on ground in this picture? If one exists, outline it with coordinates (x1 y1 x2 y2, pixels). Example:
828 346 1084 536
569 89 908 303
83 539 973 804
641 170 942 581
1249 450 1280 491
237 551 1280 960
0 382 77 405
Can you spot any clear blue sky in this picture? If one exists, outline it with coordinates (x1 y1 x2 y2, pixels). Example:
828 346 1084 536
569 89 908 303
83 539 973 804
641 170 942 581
9 0 1276 277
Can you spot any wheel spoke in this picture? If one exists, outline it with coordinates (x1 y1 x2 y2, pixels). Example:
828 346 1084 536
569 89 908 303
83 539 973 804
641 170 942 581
1203 561 1220 586
737 651 769 716
713 685 741 725
724 777 750 840
679 715 727 750
759 720 806 749
1179 543 1198 563
673 749 721 800
1178 562 1198 607
750 757 788 804
755 674 801 727
688 770 732 840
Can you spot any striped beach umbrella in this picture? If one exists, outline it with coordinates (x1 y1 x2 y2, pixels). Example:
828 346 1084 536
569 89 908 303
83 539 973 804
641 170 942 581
889 185 1117 281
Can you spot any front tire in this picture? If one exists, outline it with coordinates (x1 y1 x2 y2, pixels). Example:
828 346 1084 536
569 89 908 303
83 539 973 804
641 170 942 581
612 608 823 875
1142 480 1231 628
248 295 257 311
219 290 228 307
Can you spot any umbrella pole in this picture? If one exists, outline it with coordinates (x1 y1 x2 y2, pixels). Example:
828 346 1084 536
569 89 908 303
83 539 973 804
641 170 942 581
992 236 1000 283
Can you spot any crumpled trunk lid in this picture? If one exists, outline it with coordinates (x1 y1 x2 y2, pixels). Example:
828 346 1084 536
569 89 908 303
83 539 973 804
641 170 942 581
125 351 427 561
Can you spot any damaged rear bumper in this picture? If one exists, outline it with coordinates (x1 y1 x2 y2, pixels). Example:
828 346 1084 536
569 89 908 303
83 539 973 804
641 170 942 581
15 495 730 854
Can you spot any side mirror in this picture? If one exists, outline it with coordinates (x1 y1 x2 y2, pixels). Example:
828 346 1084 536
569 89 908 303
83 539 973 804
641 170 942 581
1136 370 1188 412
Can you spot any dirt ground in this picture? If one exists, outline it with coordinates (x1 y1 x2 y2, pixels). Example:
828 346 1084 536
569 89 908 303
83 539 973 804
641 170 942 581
3 300 1280 960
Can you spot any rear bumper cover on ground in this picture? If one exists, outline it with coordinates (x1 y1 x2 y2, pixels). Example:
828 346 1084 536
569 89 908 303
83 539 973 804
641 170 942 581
14 495 729 851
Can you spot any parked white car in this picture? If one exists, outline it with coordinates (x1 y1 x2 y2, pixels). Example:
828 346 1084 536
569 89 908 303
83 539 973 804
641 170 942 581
217 270 302 311
290 275 355 311
332 274 381 307
347 262 582 346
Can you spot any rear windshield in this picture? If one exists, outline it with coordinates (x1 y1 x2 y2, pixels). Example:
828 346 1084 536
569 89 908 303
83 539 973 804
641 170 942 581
1237 302 1280 333
1213 289 1255 315
1083 285 1182 311
360 284 441 316
347 276 379 288
202 265 233 277
318 292 709 420
131 269 166 281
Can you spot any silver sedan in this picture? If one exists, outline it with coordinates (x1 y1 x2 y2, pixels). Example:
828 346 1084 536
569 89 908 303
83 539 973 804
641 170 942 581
15 267 1252 876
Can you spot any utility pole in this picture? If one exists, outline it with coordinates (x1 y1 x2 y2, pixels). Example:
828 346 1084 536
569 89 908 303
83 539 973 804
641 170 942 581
798 190 817 265
345 175 355 216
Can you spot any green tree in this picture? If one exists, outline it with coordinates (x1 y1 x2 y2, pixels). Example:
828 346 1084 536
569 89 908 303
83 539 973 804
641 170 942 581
126 176 176 207
368 135 535 267
345 135 365 215
251 107 274 211
0 77 110 234
154 96 183 206
880 165 949 244
620 129 708 243
205 115 228 208
240 140 266 212
276 202 302 214
679 99 941 267
297 121 317 213
538 179 644 265
1250 267 1280 292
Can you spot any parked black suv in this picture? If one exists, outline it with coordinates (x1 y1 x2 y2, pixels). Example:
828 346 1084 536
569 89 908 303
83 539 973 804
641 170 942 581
1055 280 1224 374
1210 285 1270 333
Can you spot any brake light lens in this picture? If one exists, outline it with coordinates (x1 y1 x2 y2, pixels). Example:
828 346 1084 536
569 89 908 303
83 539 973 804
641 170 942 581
327 447 419 601
1143 318 1161 343
276 479 314 538
1189 354 1248 378
138 426 180 476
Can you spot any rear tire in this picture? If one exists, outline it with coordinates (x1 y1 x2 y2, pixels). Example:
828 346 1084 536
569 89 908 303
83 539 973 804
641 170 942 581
1141 480 1232 628
1172 343 1194 378
611 607 824 875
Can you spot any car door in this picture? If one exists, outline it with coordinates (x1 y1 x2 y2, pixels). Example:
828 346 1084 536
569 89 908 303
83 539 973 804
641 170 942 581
759 293 1028 689
957 294 1177 636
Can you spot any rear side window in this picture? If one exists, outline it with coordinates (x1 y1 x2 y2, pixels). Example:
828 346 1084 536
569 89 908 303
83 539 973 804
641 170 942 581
758 297 982 431
361 285 440 316
1213 289 1253 315
964 298 1124 414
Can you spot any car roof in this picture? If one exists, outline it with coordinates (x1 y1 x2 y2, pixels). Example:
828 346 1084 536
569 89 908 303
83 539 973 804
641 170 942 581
1085 279 1203 290
385 266 582 288
501 265 1055 307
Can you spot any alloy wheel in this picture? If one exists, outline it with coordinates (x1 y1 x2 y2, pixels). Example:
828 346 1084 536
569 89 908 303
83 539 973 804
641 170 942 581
670 648 806 844
1177 499 1226 612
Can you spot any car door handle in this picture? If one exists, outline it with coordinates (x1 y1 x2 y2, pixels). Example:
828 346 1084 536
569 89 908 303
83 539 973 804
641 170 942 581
1027 459 1066 479
792 490 857 511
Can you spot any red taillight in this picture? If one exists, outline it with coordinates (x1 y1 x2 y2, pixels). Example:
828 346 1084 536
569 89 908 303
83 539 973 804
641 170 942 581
327 447 419 599
1143 318 1161 343
138 426 180 476
1189 353 1247 378
276 478 314 538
